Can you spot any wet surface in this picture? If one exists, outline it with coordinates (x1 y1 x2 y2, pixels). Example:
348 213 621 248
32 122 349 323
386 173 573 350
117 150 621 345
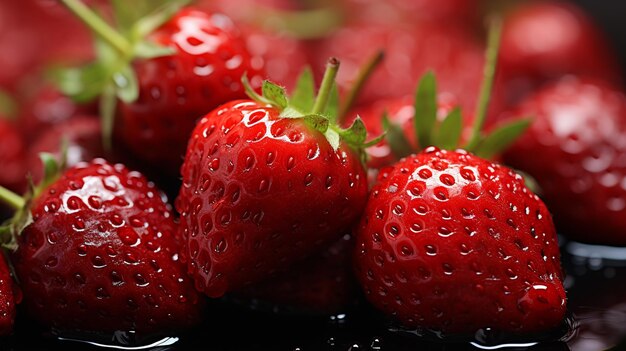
2 238 626 350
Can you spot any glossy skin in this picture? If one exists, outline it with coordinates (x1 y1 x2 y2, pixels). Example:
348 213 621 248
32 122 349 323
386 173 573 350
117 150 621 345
27 116 104 183
234 234 359 315
177 100 368 297
503 77 626 246
116 8 265 175
0 255 17 336
355 148 566 334
0 118 26 193
499 2 622 104
12 159 204 335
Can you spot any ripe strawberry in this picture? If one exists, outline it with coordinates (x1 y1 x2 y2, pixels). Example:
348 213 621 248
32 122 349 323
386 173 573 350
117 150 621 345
1 158 204 336
176 60 371 297
355 148 566 334
0 118 26 194
499 1 622 104
233 234 359 315
353 21 566 336
58 1 265 175
0 254 18 336
502 77 626 246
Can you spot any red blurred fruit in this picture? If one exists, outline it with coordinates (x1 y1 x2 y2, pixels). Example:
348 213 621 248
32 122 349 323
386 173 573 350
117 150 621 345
355 148 566 334
502 77 626 246
0 118 26 193
499 1 623 104
0 254 18 336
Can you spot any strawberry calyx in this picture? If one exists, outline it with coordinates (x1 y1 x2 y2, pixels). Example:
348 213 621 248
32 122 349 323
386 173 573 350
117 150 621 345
0 151 66 251
242 58 383 163
55 0 190 150
384 17 531 160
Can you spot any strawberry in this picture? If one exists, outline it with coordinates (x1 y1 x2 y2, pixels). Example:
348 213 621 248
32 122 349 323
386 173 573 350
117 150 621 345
355 148 566 334
499 1 623 104
176 60 373 297
502 77 626 246
0 118 26 194
353 21 566 337
0 158 204 336
0 254 18 336
57 0 265 175
233 234 359 315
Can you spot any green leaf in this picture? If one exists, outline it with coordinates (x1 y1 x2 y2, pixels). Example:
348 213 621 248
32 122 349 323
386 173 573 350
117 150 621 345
95 36 118 66
383 112 413 159
113 66 139 103
337 117 368 148
290 67 315 113
134 41 175 59
262 81 288 110
324 128 340 151
414 71 437 149
323 83 340 123
303 115 329 133
473 118 532 159
435 107 462 150
55 63 111 103
132 0 191 39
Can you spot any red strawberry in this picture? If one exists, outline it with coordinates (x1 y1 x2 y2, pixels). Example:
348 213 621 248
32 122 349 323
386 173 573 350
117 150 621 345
0 118 26 194
502 77 626 246
234 234 359 315
2 159 204 336
499 1 623 104
59 2 266 175
354 148 566 334
176 60 371 297
0 254 18 336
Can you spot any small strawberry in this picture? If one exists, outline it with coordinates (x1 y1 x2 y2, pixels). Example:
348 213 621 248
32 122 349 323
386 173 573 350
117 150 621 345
233 234 359 315
57 0 265 175
0 254 18 336
0 158 204 337
502 77 626 246
177 60 376 297
498 1 623 104
353 21 567 337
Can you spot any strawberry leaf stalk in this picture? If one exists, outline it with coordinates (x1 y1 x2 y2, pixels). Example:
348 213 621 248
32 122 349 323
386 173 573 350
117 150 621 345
384 17 531 161
176 58 379 298
0 153 204 338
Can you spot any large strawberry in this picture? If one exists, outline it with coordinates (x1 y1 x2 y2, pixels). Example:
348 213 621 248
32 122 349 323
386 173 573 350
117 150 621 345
0 158 204 337
353 21 566 337
498 1 623 104
0 254 18 336
177 60 374 297
57 0 265 175
502 77 626 246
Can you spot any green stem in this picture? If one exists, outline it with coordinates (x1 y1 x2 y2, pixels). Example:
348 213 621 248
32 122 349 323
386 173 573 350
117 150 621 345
0 186 24 211
312 58 340 115
61 0 133 57
338 50 385 124
464 16 502 151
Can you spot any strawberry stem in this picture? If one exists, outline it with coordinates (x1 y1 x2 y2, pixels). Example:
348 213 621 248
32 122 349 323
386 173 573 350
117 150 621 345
312 58 340 115
338 50 385 124
61 0 133 58
0 186 24 211
464 16 502 151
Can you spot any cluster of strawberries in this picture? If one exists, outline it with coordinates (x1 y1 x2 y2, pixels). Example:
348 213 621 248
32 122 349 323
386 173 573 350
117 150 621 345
0 0 624 346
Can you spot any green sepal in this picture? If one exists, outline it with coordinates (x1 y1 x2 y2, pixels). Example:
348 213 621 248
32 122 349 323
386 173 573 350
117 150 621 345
434 107 463 150
473 118 532 159
134 41 176 59
324 128 341 151
132 0 191 39
113 66 139 103
303 115 330 134
289 68 315 113
100 84 117 152
0 208 32 252
39 153 61 190
262 81 289 110
54 62 111 103
337 117 368 148
363 133 386 148
383 112 413 159
414 71 437 149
